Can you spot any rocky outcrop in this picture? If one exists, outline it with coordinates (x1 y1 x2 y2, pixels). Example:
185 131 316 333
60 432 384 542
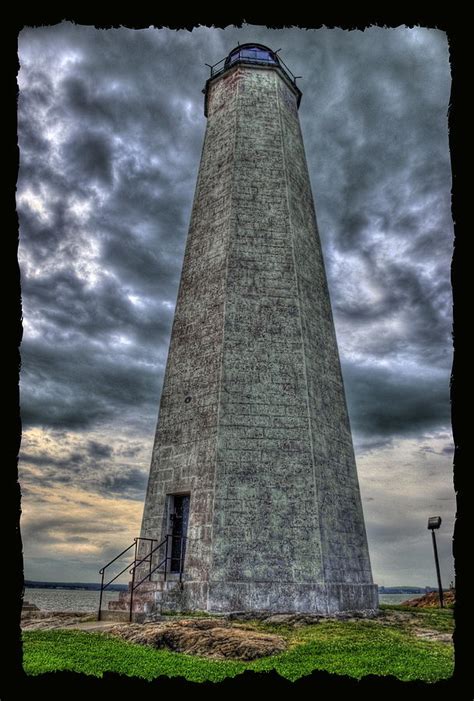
402 590 455 608
109 618 287 660
21 611 95 630
226 610 377 625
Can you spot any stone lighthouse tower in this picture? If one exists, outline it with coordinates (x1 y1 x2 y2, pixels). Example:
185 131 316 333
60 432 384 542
138 44 378 614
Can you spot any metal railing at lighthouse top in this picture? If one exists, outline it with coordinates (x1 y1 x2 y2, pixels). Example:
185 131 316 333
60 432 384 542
205 47 302 87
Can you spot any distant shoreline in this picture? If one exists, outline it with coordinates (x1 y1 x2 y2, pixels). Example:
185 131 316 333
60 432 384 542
24 581 443 594
24 580 128 592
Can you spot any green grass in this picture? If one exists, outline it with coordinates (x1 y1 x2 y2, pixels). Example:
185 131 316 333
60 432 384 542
379 604 455 633
23 614 454 683
23 629 244 683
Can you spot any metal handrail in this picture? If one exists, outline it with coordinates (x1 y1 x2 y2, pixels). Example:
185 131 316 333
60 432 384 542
98 536 156 621
132 534 188 590
129 534 188 620
129 536 167 575
102 561 135 589
98 541 136 575
128 536 167 620
132 555 168 592
98 534 188 622
207 51 301 87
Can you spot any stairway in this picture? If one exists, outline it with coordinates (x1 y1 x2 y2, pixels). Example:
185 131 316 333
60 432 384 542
101 576 185 621
97 537 188 622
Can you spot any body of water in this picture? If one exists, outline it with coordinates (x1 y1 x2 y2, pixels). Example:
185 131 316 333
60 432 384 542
24 587 122 613
378 593 423 605
23 587 422 612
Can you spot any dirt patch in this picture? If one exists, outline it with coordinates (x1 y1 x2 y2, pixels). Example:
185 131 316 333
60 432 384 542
375 608 453 644
109 618 287 660
377 609 417 626
412 628 453 644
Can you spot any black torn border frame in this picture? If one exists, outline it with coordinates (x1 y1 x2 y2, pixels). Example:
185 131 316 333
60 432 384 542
6 8 468 699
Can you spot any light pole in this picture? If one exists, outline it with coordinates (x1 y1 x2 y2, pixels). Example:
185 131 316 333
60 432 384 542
427 516 444 608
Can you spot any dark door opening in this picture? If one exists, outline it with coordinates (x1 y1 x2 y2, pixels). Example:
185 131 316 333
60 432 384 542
168 494 190 573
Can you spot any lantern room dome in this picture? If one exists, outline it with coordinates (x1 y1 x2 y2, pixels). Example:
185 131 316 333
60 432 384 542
224 43 280 70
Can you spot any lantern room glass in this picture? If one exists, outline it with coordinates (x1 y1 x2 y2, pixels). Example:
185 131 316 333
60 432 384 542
227 45 278 68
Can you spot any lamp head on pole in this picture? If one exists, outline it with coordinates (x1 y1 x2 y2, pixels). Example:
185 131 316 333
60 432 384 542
427 516 442 530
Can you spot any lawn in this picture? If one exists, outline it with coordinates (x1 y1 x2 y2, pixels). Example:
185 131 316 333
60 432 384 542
22 607 454 684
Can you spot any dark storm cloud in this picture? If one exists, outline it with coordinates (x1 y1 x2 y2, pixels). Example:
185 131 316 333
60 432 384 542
21 514 128 547
87 440 113 459
22 269 174 343
101 227 183 296
20 334 164 430
343 361 451 439
21 440 113 473
418 443 454 457
22 517 113 543
117 445 141 458
17 28 210 439
21 438 148 502
334 254 451 366
100 468 148 496
61 130 114 185
17 24 452 447
288 29 452 389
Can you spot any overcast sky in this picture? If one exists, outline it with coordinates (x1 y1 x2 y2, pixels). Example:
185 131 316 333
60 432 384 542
17 23 454 589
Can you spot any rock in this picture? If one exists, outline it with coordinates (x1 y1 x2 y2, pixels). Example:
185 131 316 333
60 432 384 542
225 610 378 626
333 609 379 620
225 611 322 626
263 614 296 625
263 613 321 626
226 611 269 622
401 590 455 608
21 612 95 630
412 628 453 644
109 618 287 660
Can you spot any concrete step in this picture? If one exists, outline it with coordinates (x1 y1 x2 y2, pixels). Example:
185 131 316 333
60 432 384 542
115 578 182 600
108 583 167 614
109 594 160 611
107 578 185 616
128 581 162 594
98 610 146 623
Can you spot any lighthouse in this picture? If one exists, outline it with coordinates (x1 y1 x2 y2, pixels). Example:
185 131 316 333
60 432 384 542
137 44 377 614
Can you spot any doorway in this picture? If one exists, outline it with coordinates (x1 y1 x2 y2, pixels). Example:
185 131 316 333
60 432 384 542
167 494 190 573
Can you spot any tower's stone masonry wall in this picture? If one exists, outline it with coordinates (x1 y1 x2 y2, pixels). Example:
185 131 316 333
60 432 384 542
140 63 377 613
